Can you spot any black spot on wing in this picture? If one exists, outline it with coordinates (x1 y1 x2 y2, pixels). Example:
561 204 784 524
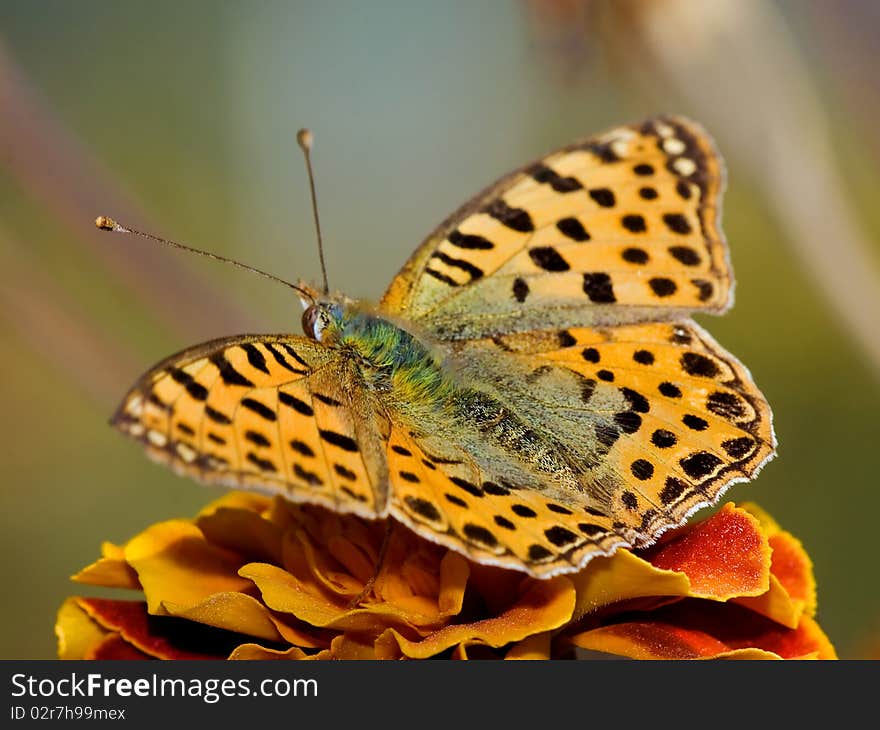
529 247 570 272
205 405 232 425
405 496 442 523
169 368 209 401
545 525 579 547
622 247 649 265
485 199 534 232
280 344 311 371
621 214 647 233
557 217 590 241
589 188 616 208
649 278 678 297
432 251 484 282
241 398 276 422
313 392 343 407
448 229 494 250
668 246 701 266
681 352 720 378
265 342 309 375
463 523 499 548
663 213 692 235
319 429 358 452
290 439 315 457
210 352 255 388
680 452 722 479
660 477 688 505
246 452 277 473
512 277 530 303
529 163 583 193
279 391 313 416
241 343 270 375
425 268 461 287
244 430 271 447
582 273 616 303
582 140 620 163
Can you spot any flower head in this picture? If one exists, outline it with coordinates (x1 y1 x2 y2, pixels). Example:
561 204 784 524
57 494 834 659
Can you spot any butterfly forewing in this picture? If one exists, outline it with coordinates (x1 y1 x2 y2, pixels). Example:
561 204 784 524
112 335 386 517
380 116 729 339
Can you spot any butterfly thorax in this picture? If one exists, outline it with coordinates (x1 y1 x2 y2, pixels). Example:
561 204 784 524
312 304 589 498
319 305 457 412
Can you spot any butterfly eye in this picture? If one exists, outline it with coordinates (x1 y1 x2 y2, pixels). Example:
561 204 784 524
301 306 325 341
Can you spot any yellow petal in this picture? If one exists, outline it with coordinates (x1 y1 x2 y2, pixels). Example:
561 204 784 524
570 549 692 620
229 644 310 660
374 577 575 659
196 506 284 564
71 556 140 590
197 491 273 517
506 632 552 660
124 520 252 615
161 592 285 642
55 598 110 660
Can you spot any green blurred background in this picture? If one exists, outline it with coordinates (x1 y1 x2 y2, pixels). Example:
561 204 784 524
1 0 878 659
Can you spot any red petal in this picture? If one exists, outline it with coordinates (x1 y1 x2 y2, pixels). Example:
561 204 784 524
645 503 771 600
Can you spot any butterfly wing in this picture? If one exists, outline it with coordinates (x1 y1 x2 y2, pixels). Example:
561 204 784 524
380 116 729 340
387 321 774 577
112 335 390 518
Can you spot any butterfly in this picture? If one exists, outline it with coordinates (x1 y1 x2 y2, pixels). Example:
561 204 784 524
109 116 776 578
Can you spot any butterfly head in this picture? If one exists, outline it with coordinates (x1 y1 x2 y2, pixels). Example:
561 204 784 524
297 280 355 343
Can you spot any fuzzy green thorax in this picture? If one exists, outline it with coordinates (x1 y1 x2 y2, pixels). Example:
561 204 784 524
315 303 457 414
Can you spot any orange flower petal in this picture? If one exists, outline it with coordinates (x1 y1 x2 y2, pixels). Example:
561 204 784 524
161 592 285 643
734 574 801 628
124 520 253 614
570 549 692 620
195 506 284 565
576 599 837 660
506 632 552 660
76 598 230 659
229 644 310 660
645 503 771 600
676 599 836 658
241 562 345 627
55 597 112 660
321 633 376 660
71 556 141 590
373 576 575 659
767 532 817 616
436 552 470 617
748 614 836 659
196 491 273 517
740 503 817 616
242 561 439 635
291 529 364 597
86 634 153 660
569 621 733 659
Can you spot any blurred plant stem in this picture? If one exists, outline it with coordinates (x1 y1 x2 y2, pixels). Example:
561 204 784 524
530 0 880 378
0 39 251 342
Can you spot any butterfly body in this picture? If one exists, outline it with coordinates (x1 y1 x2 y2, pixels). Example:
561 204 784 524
112 116 776 577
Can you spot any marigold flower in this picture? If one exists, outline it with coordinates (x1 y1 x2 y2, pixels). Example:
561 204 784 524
56 493 835 660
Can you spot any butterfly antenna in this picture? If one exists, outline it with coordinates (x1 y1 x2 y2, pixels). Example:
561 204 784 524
296 128 329 295
94 216 315 302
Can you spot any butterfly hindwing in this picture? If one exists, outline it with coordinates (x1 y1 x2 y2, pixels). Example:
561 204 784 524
112 335 387 517
387 320 774 577
380 116 729 340
387 426 628 576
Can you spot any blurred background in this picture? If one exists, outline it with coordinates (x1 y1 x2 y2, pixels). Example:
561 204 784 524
1 0 878 659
